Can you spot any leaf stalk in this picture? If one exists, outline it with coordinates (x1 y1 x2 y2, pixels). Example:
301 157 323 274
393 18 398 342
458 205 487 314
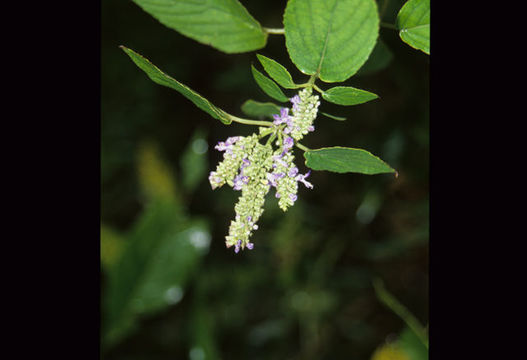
263 28 285 35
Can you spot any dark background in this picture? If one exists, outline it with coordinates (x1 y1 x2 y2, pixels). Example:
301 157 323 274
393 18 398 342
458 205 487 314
101 0 429 359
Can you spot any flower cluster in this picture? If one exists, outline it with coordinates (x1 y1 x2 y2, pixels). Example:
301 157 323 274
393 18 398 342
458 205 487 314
209 88 320 253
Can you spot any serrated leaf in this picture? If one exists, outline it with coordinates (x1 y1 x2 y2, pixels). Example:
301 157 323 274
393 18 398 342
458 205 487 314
284 0 379 82
256 54 297 89
304 147 396 175
322 86 379 106
251 65 289 102
356 40 393 76
319 112 347 121
131 0 267 53
240 99 282 119
120 46 232 124
396 0 430 55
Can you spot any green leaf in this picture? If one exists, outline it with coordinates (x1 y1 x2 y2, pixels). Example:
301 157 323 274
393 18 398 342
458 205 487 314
304 147 396 175
322 86 379 106
398 327 429 360
319 112 347 121
240 99 282 119
256 54 297 89
284 0 379 82
396 0 430 55
373 279 429 349
356 40 393 76
251 65 289 102
120 46 232 124
103 199 210 348
131 0 267 53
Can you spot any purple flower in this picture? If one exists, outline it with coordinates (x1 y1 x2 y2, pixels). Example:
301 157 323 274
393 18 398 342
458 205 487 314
234 240 241 253
307 125 315 132
209 171 222 189
241 158 251 169
273 107 292 126
214 141 228 151
226 136 241 145
246 242 254 250
215 136 241 153
290 95 301 112
283 136 294 151
289 194 298 202
296 170 313 189
266 172 285 187
272 153 288 168
233 174 249 190
290 95 300 105
288 166 299 178
266 173 277 187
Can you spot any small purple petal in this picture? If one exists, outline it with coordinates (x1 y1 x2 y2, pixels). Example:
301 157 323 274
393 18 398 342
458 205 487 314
209 172 222 189
215 142 227 151
283 136 294 150
288 167 299 177
246 242 254 250
266 173 277 187
296 171 313 189
226 136 241 145
233 174 248 190
289 194 298 202
290 95 300 105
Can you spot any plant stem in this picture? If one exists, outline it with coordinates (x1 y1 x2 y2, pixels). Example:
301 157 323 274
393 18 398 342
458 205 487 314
307 75 317 87
258 128 274 139
266 133 277 146
295 142 311 152
229 115 273 127
380 0 390 19
380 22 397 30
312 84 325 94
263 28 285 35
373 278 429 349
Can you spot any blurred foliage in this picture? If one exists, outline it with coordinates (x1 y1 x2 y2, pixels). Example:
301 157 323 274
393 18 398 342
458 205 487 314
102 0 428 359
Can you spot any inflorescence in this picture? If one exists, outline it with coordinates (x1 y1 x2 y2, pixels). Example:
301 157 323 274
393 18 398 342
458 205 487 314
209 88 320 253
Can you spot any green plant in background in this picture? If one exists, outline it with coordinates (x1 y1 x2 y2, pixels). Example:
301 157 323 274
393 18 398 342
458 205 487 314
101 134 211 349
120 0 429 253
103 0 429 358
372 278 429 359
